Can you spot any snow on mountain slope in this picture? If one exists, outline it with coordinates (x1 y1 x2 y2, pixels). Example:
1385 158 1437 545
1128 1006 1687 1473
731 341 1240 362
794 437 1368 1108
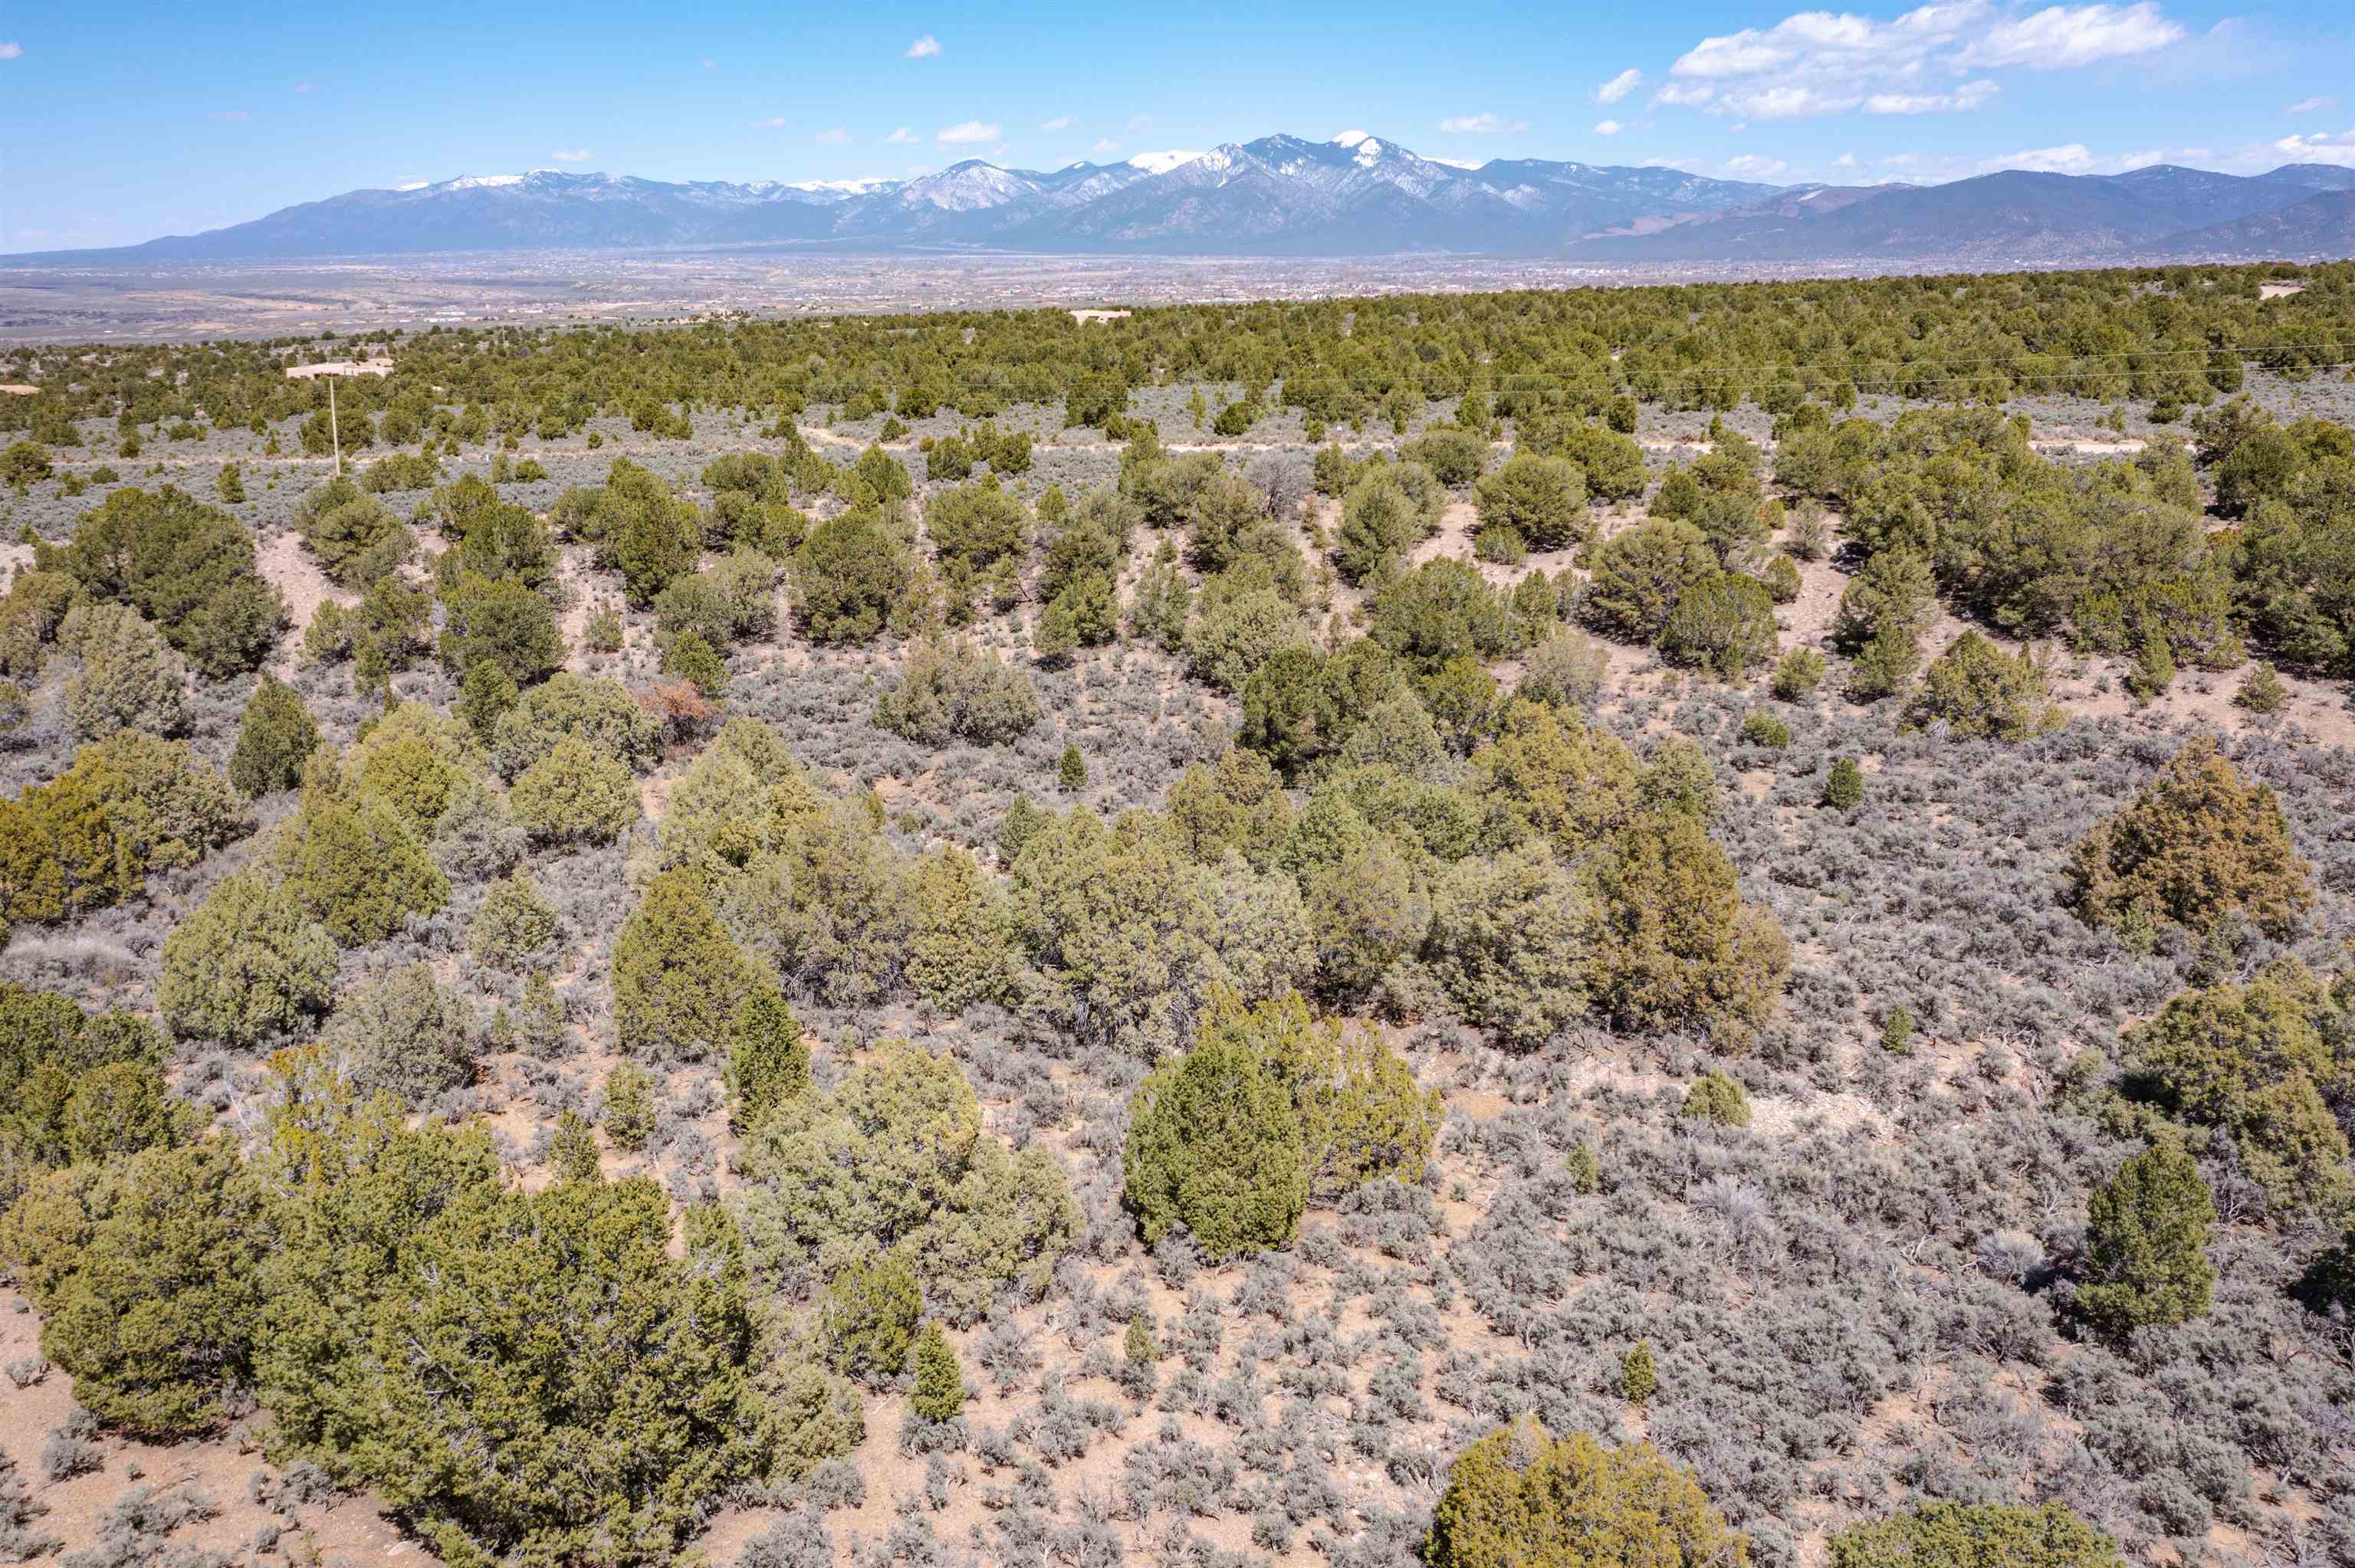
25 133 2350 264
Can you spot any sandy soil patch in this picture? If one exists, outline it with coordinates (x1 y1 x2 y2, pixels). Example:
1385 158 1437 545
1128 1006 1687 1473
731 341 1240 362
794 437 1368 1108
251 527 354 676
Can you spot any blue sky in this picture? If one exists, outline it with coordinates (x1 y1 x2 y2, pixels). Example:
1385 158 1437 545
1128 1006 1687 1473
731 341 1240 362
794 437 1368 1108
4 2 2353 249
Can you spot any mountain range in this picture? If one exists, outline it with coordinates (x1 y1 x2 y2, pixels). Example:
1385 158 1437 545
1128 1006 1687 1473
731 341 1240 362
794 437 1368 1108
14 132 2355 267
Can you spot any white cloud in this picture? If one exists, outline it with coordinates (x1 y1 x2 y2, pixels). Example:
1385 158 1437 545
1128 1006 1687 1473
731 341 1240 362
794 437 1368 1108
0 42 21 61
2287 97 2335 115
1092 138 1118 154
1439 112 1525 133
1867 139 2260 182
1866 79 1999 113
885 126 918 145
905 34 941 58
751 116 790 129
936 120 1000 145
2275 130 2355 169
1723 154 1788 176
1962 4 2184 69
1667 3 2189 122
1835 152 1857 166
815 127 852 145
1723 86 1860 120
1128 149 1205 173
1595 120 1624 136
550 147 591 162
1040 114 1072 131
1596 68 1643 103
1983 142 2096 172
1332 128 1371 146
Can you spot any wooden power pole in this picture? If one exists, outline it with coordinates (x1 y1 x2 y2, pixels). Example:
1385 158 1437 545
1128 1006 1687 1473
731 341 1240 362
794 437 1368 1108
328 376 342 477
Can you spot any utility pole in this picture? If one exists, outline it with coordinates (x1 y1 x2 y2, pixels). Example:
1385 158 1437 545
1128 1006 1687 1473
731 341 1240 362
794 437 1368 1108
328 376 341 478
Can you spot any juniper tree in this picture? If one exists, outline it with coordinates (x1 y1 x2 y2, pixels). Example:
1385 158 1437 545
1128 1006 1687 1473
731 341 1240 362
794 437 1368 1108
1125 1314 1160 1366
58 602 190 741
2081 1140 2216 1337
318 964 481 1107
489 671 662 778
1472 454 1587 550
1679 1072 1752 1128
2069 736 2313 937
1417 841 1594 1049
4 1139 268 1437
1830 1502 2125 1568
1583 811 1788 1045
1122 1019 1308 1259
59 484 285 676
733 1041 1080 1320
724 983 809 1132
276 791 449 946
2233 661 2288 713
547 1110 603 1183
1905 631 2061 740
1621 1341 1657 1405
468 867 560 972
348 1184 783 1566
600 1061 655 1153
157 871 338 1047
612 869 759 1061
455 659 519 743
1772 647 1826 700
907 845 1016 1014
909 1321 966 1423
1468 699 1639 858
1821 757 1864 809
1425 1419 1747 1568
1582 520 1717 645
2123 963 2349 1214
228 675 320 796
824 1251 922 1383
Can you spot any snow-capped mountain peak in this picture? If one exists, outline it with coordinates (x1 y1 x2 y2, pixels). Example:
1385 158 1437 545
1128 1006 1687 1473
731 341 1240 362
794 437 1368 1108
786 177 898 197
90 130 1818 262
1128 149 1206 175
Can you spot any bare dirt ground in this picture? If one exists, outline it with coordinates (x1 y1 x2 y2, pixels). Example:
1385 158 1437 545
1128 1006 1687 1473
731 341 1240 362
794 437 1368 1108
251 526 355 677
0 1288 415 1566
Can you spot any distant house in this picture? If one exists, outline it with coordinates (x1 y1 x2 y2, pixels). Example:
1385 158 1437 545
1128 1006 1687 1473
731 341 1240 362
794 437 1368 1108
284 358 395 379
1069 309 1131 325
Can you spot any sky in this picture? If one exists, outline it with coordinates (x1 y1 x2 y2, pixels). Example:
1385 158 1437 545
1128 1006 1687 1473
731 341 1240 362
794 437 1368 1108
3 1 2353 250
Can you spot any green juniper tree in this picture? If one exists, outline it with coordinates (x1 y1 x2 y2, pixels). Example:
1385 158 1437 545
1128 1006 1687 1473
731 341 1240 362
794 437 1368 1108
909 1320 966 1422
2080 1140 2216 1336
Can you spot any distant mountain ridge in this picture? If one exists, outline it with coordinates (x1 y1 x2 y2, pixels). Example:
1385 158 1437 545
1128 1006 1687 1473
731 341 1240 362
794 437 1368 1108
1571 163 2355 264
14 133 2355 265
